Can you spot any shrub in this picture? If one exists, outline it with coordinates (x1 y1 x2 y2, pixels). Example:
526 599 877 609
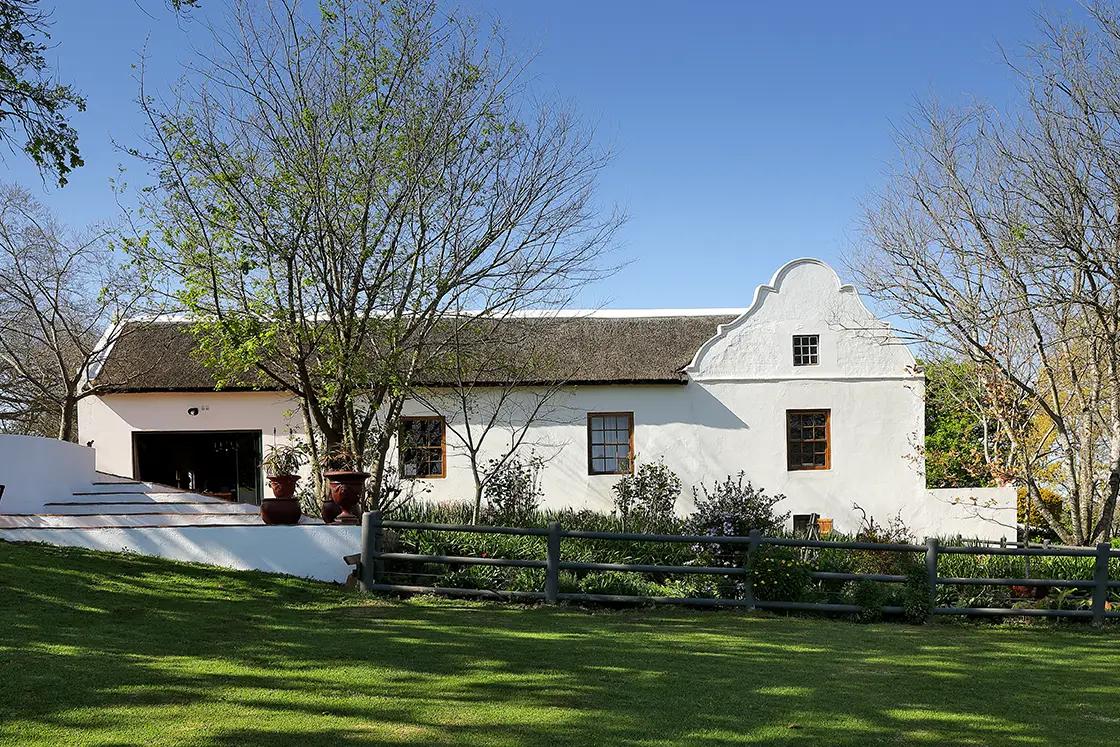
690 472 789 539
851 505 920 576
612 459 682 532
483 454 544 526
690 473 789 570
851 579 885 622
901 563 932 624
750 545 811 602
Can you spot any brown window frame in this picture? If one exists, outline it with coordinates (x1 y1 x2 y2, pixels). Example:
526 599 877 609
793 334 819 366
587 412 635 476
786 409 831 471
399 416 447 479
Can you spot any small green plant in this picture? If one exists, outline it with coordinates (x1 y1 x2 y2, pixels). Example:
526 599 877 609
901 563 932 624
577 571 669 598
612 459 681 531
324 445 360 471
851 580 885 622
750 545 811 602
261 443 307 477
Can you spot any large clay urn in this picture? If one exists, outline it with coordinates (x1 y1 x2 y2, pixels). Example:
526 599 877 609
261 475 302 525
323 470 370 525
320 496 342 524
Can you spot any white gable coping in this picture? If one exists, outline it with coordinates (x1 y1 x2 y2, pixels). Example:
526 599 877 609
683 257 919 382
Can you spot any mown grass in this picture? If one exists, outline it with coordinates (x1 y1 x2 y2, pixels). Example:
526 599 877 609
1 539 1119 746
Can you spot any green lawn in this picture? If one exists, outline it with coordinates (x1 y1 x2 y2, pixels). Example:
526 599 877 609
1 541 1118 746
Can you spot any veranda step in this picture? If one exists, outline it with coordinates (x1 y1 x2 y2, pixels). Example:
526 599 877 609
93 472 143 485
63 491 233 505
39 502 261 516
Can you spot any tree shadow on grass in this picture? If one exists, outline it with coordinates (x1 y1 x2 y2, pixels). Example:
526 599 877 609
1 540 1118 746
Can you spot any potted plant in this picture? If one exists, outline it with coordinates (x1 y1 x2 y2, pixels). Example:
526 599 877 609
323 445 369 525
260 443 306 525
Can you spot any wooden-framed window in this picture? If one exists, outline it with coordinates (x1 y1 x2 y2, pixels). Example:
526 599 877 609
587 412 634 475
787 409 830 470
792 334 819 366
399 416 446 478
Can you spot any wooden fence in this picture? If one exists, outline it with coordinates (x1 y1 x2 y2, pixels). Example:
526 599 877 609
351 511 1120 623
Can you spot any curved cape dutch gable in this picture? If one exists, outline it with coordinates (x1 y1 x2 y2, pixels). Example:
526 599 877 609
683 258 919 382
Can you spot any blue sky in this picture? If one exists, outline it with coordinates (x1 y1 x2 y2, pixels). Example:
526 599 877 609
5 0 1089 308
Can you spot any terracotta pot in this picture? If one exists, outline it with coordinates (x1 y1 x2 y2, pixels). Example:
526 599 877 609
267 474 299 499
323 470 370 525
260 497 302 525
321 498 342 524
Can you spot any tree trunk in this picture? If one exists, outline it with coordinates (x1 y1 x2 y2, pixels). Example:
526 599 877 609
472 474 484 525
57 396 77 443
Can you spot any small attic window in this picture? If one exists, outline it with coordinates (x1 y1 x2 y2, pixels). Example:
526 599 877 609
792 335 819 366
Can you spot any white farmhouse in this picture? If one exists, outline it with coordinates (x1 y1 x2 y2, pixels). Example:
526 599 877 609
76 258 1012 538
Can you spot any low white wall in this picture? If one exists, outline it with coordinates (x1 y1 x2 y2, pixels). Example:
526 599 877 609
0 435 97 514
920 487 1018 541
0 524 361 583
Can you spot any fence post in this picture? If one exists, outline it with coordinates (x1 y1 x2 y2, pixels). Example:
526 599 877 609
359 510 383 592
545 521 561 605
1092 542 1110 626
925 537 939 623
744 529 761 611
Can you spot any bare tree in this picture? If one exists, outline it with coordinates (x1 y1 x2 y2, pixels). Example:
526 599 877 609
406 313 575 522
848 3 1120 544
0 184 155 441
125 0 620 501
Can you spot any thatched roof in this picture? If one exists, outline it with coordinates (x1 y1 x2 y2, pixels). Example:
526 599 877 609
91 314 739 392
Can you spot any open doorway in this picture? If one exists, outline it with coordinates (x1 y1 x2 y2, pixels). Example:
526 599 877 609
133 430 263 505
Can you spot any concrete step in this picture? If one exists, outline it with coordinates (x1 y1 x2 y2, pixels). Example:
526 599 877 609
39 501 261 516
61 491 232 505
0 512 278 529
93 472 144 485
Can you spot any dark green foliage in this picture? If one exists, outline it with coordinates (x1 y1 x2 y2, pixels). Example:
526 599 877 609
852 580 885 622
0 0 85 184
901 564 932 624
749 545 811 602
922 358 998 489
577 571 670 598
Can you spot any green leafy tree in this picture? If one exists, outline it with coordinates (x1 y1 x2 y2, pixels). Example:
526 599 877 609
922 358 996 489
0 1 198 186
0 0 84 185
126 0 618 503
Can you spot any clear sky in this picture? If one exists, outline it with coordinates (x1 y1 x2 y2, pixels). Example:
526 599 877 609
3 0 1090 309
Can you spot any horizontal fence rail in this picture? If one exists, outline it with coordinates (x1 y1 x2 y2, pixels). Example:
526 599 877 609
354 512 1120 624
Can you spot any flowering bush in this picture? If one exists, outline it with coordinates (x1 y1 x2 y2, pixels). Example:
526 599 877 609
749 545 811 602
689 473 789 570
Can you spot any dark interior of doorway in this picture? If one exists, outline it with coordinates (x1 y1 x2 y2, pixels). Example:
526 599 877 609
133 430 263 505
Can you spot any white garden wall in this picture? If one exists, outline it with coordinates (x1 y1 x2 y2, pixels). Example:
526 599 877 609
0 524 361 583
0 435 97 514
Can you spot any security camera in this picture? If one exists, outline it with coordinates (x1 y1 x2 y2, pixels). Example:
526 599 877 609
187 407 199 417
